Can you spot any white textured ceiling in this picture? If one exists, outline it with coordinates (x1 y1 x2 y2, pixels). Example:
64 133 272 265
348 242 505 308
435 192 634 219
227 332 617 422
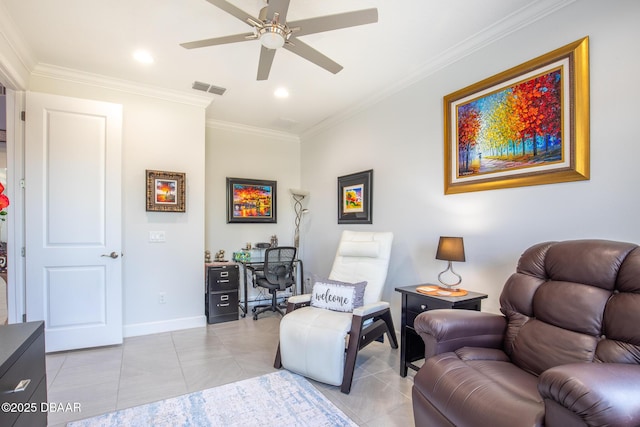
1 0 572 135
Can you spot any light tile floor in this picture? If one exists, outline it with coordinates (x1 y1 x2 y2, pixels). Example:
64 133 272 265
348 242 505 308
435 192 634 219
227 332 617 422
45 312 418 426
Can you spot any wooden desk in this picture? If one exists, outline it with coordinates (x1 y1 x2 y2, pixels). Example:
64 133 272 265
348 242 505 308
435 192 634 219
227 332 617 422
394 285 488 376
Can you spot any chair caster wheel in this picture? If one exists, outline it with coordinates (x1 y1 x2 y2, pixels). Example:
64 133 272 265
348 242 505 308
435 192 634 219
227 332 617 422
252 307 256 313
253 314 258 320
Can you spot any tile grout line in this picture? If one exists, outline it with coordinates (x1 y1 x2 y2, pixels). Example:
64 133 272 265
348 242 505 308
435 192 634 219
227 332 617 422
171 330 190 392
113 340 125 411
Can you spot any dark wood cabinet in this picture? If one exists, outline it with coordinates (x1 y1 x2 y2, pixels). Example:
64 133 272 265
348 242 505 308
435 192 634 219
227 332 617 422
395 285 487 376
205 264 239 324
0 321 47 427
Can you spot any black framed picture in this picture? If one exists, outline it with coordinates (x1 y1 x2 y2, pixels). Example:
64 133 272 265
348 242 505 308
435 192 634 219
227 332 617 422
337 169 372 224
226 177 277 223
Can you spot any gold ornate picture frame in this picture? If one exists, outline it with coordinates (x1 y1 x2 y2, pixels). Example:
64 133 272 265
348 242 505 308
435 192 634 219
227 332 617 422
146 170 186 212
444 37 590 194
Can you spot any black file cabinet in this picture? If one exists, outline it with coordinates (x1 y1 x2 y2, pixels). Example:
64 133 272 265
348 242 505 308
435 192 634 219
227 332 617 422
205 263 239 324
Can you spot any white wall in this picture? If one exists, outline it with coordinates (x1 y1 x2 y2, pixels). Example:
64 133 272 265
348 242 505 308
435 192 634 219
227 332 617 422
28 76 207 336
300 0 640 322
204 122 301 301
2 0 637 338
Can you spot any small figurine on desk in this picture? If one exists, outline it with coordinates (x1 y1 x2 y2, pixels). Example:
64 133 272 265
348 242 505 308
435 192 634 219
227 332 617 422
214 250 226 262
270 234 278 248
204 250 212 263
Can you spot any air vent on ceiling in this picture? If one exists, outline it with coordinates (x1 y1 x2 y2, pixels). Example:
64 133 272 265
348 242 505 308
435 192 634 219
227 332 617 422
192 81 226 96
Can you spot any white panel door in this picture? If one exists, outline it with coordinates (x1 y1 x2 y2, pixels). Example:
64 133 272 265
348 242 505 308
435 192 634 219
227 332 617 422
25 92 123 352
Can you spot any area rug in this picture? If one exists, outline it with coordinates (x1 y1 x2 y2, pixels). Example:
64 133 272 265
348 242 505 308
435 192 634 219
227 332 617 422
67 370 357 427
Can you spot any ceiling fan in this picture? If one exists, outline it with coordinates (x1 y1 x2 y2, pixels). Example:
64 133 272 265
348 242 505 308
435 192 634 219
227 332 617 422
180 0 378 80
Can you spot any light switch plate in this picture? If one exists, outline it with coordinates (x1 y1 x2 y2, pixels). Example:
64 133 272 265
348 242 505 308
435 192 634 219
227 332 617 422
149 231 166 242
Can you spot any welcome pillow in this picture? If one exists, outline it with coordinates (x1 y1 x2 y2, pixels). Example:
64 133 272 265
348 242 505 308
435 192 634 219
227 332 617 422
310 276 367 313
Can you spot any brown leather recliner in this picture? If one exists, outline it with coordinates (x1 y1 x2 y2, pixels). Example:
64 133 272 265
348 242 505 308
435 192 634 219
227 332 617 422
412 239 640 427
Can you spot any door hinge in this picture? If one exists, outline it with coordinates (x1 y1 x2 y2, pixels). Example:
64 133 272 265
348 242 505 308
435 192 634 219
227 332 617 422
21 247 25 257
22 314 27 322
20 179 25 189
21 111 25 121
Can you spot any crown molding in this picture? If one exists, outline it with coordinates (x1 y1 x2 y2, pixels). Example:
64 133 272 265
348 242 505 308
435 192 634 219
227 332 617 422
302 0 577 140
0 1 36 90
206 118 300 142
31 63 213 108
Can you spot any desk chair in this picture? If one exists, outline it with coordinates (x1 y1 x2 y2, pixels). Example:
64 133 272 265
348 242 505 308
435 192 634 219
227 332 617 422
252 246 297 320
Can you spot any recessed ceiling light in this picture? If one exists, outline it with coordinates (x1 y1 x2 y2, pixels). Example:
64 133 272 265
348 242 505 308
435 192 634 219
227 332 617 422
133 49 154 64
274 87 289 98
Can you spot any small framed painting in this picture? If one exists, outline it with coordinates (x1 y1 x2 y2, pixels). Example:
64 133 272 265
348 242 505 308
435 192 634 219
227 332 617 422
338 169 372 224
146 170 186 212
227 177 277 223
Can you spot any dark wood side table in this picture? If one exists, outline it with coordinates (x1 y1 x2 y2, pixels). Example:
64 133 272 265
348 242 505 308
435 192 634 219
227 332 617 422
395 285 488 377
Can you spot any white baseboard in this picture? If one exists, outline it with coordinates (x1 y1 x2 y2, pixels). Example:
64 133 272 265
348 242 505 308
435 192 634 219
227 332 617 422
123 315 207 338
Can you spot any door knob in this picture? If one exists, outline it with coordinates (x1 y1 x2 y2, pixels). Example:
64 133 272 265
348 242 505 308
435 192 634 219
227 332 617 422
101 252 119 259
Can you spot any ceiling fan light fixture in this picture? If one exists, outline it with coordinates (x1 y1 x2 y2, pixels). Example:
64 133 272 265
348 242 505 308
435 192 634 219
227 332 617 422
259 25 286 49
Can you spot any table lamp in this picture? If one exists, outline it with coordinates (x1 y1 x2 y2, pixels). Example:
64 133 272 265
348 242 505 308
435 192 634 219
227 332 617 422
436 236 466 290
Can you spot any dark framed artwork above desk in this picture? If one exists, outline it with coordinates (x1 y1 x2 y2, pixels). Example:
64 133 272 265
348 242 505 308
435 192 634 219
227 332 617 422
226 177 277 223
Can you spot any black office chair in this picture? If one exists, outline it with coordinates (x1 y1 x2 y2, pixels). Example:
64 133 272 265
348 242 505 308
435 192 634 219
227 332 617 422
252 246 297 320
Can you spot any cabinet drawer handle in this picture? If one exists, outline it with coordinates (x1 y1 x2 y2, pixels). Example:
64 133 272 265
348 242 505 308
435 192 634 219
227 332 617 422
220 271 229 278
221 295 229 301
13 379 31 393
218 303 230 307
218 279 230 283
421 304 427 311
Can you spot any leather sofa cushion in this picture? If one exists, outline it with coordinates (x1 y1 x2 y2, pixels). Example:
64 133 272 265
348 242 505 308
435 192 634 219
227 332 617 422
500 240 639 376
414 348 544 427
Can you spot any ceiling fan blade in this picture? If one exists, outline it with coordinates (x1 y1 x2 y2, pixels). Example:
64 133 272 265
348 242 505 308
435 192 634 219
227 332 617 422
180 32 255 49
257 46 277 81
283 39 343 74
267 0 291 22
205 0 257 25
288 8 378 37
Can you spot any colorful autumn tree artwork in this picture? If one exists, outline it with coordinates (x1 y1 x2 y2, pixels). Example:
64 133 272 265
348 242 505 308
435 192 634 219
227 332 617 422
456 68 563 177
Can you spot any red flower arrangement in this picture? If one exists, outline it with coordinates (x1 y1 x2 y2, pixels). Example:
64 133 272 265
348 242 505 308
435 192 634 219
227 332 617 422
0 182 9 220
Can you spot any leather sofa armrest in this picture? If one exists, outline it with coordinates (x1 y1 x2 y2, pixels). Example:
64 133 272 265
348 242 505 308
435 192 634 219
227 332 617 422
414 309 506 359
539 363 640 427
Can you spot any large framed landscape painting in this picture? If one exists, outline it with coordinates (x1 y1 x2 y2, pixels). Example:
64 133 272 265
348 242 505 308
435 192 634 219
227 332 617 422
443 37 590 194
227 177 277 223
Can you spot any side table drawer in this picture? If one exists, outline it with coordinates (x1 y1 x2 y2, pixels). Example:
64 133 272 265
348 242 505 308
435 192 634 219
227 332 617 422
406 294 453 327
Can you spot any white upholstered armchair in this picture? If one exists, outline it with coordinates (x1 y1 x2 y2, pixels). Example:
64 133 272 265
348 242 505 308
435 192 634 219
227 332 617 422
274 231 398 394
